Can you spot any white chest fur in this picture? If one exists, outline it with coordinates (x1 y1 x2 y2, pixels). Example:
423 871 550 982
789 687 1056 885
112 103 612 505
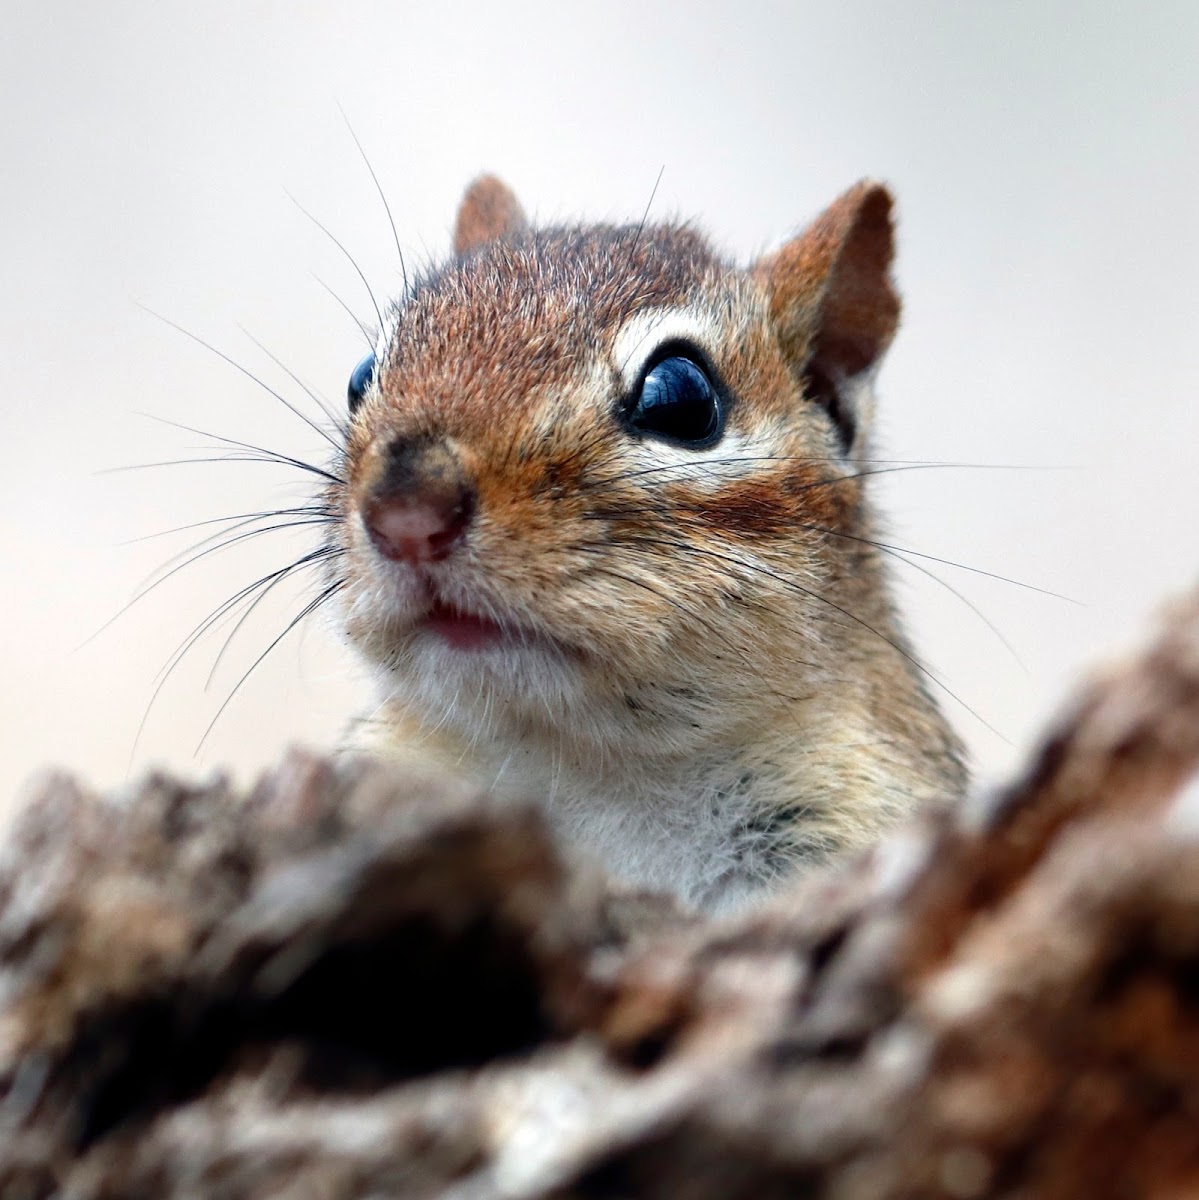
484 750 785 914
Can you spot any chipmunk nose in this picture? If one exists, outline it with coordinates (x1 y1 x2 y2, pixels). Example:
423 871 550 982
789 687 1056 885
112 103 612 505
361 437 475 565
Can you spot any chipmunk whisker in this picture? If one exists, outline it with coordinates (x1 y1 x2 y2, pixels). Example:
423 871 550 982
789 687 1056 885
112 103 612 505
197 577 347 753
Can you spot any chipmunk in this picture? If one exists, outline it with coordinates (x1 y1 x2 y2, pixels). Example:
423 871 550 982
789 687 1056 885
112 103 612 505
327 176 967 913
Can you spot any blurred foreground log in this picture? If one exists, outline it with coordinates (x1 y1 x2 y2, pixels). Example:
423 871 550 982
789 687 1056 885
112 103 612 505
2 586 1199 1198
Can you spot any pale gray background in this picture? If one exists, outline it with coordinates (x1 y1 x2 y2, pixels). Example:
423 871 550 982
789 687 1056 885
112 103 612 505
2 2 1196 810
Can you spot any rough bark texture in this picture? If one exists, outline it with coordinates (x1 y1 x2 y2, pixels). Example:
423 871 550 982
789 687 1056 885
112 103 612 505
2 585 1199 1198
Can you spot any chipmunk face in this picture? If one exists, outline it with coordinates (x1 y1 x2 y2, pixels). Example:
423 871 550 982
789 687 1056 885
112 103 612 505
329 177 903 763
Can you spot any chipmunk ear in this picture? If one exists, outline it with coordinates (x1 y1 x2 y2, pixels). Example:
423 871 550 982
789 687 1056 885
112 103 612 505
756 181 899 451
453 175 528 256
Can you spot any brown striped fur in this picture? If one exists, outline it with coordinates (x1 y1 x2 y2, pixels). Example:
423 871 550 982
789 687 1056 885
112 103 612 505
328 177 967 912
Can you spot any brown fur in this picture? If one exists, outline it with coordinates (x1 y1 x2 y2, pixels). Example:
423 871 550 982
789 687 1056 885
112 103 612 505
452 175 528 256
327 178 968 912
757 180 900 377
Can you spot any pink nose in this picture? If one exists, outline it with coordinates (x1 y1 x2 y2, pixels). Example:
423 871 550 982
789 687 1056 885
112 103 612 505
361 436 475 565
363 492 471 564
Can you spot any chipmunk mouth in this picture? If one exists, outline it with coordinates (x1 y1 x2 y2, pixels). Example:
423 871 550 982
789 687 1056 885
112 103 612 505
362 565 581 659
420 600 510 650
415 595 577 658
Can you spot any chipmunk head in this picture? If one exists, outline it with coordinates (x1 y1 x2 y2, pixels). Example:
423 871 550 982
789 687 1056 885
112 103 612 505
329 175 948 780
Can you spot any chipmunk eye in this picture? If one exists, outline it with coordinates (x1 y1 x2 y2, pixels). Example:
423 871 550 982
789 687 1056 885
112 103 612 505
347 352 376 414
626 353 723 446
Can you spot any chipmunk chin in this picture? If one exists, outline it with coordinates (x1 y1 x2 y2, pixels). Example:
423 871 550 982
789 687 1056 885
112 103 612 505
389 598 591 728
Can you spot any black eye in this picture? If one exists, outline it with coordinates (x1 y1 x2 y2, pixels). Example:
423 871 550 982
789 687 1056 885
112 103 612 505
626 353 723 446
347 351 376 414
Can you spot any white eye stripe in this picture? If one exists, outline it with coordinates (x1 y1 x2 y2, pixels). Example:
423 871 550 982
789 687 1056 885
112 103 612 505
611 307 722 390
621 431 757 485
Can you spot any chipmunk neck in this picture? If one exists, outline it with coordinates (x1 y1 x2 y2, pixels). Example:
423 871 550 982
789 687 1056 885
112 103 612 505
350 601 964 912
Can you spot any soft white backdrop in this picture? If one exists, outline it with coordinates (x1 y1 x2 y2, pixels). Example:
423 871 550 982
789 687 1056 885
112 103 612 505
2 2 1196 810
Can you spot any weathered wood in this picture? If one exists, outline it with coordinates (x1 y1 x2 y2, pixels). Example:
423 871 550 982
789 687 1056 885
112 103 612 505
2 584 1198 1198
